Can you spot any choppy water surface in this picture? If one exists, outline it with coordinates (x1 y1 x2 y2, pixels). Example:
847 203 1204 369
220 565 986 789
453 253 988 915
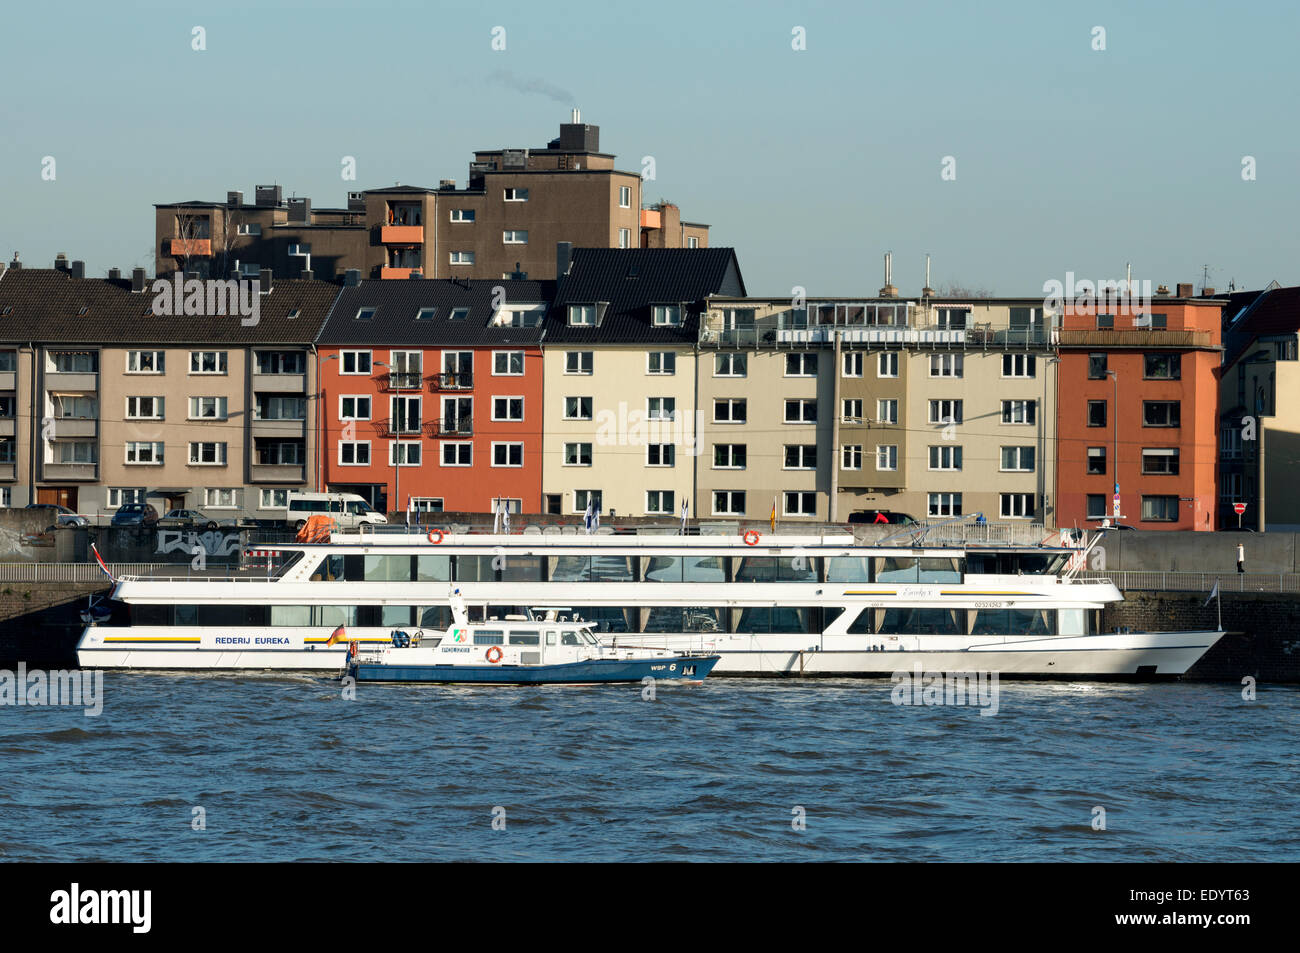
0 674 1295 861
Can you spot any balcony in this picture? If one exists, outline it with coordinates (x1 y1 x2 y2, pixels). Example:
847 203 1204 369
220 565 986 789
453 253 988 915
375 417 424 438
379 266 422 280
378 371 424 392
1057 329 1214 349
0 372 15 390
252 372 306 393
168 238 212 257
0 463 14 481
380 225 424 245
45 372 98 390
50 417 97 438
427 371 473 391
0 419 13 438
428 417 473 438
251 417 306 439
249 463 306 483
42 462 97 482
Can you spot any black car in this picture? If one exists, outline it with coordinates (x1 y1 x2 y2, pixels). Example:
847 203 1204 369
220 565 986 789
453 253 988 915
111 503 160 527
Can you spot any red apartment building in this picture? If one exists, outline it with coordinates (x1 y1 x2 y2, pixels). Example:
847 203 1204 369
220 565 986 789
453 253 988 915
1055 285 1223 530
315 278 550 515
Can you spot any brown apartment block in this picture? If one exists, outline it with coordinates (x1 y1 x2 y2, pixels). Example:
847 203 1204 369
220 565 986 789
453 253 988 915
155 113 709 283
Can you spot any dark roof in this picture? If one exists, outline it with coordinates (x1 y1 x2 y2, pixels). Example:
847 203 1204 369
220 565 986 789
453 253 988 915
1222 285 1300 367
545 248 746 344
0 268 339 344
317 278 555 347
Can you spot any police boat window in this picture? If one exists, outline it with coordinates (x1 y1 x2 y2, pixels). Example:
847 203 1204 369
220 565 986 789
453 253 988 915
509 631 540 645
561 630 583 646
473 630 505 646
579 628 598 645
545 630 558 646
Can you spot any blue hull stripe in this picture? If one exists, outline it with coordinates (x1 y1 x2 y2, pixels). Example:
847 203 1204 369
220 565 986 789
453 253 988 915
353 656 720 684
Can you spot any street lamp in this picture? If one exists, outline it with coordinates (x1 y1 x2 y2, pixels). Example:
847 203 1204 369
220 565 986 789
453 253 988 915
372 360 407 523
1106 369 1119 520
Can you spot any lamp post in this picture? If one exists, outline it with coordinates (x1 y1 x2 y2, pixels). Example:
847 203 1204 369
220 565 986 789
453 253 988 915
318 353 338 492
371 360 403 521
1106 369 1119 519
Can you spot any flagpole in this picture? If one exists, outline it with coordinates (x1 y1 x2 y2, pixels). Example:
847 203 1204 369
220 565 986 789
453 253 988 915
1217 577 1222 632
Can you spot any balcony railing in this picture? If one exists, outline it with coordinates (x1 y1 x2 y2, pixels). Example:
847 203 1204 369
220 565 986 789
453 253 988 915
378 371 424 391
428 417 473 437
379 225 424 245
168 238 212 257
1057 329 1214 349
698 320 1051 349
428 371 473 391
379 266 422 280
376 418 423 438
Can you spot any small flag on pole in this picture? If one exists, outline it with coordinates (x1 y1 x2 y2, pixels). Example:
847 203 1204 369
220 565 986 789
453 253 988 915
680 498 688 535
584 499 596 534
770 496 777 533
324 624 347 647
502 502 511 535
90 543 115 583
492 499 502 534
1203 579 1220 608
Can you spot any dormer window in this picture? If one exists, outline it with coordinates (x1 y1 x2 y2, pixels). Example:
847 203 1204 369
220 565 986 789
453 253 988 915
77 306 89 316
449 308 469 321
287 308 300 320
652 305 682 327
569 305 596 326
355 307 376 321
415 308 436 321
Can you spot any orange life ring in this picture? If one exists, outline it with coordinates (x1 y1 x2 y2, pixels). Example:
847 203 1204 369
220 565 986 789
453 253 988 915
743 530 760 546
485 646 503 664
348 640 359 658
427 528 444 544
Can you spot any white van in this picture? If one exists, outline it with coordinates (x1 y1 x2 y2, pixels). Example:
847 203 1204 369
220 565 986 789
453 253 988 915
286 492 388 530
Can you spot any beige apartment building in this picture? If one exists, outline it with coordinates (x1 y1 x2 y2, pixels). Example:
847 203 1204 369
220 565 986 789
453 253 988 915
0 262 335 517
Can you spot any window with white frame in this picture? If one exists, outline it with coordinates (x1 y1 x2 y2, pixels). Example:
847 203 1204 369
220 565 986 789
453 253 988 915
189 442 227 465
339 441 370 466
411 498 445 514
504 187 529 202
687 237 699 248
204 488 240 509
260 488 290 510
493 351 524 376
449 251 475 265
449 209 475 222
48 352 97 373
492 396 524 421
842 352 863 377
441 442 472 467
565 351 593 374
1001 446 1036 472
876 445 898 471
1001 399 1037 425
619 186 632 208
189 351 227 375
1000 493 1035 519
784 445 817 469
876 399 898 425
715 353 747 377
125 396 164 420
50 440 96 464
841 445 863 470
929 353 963 377
573 489 602 513
784 399 817 424
564 442 592 466
107 487 145 508
929 445 963 470
929 399 963 425
126 351 164 374
647 444 675 467
568 305 596 326
1002 353 1036 378
878 352 898 377
390 441 421 466
492 442 523 467
52 394 96 419
189 396 228 420
618 228 631 249
652 305 682 327
645 490 674 515
125 442 163 464
340 350 372 375
647 351 676 375
712 490 746 516
339 396 371 420
564 396 593 420
237 223 261 236
0 487 8 507
785 353 818 376
928 492 963 517
842 399 863 423
784 491 817 516
714 398 747 423
1141 448 1180 475
502 230 528 244
647 397 676 421
713 443 746 469
390 395 422 433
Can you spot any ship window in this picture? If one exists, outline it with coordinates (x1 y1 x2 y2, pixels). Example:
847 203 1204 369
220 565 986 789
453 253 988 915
508 633 540 645
971 608 1055 636
500 556 543 582
877 608 965 635
382 606 414 626
684 556 727 582
561 630 582 646
416 555 451 582
568 607 634 633
826 557 873 583
271 605 312 626
473 631 504 645
847 608 873 633
417 606 454 629
365 555 414 582
644 555 684 582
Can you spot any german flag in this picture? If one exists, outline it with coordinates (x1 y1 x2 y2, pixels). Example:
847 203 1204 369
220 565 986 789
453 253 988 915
324 625 347 647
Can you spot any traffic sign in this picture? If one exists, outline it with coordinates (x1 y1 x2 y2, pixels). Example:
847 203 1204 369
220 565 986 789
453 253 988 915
1234 502 1246 515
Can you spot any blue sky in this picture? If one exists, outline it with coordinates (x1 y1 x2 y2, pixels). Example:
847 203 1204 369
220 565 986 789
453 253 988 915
1 0 1296 296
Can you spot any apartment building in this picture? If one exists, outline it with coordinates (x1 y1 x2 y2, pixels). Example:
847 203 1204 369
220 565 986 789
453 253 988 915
541 247 745 519
1055 287 1222 531
0 258 335 517
316 278 552 515
155 114 708 283
1218 284 1300 531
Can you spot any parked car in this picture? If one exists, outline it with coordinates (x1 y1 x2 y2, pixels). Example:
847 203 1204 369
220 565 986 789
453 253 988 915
25 503 90 528
111 503 160 528
847 510 917 525
159 508 233 531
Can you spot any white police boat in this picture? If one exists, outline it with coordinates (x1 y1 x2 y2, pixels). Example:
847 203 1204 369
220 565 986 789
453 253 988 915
344 590 720 685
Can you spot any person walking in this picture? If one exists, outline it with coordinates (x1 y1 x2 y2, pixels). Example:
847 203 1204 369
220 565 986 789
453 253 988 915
1237 542 1245 574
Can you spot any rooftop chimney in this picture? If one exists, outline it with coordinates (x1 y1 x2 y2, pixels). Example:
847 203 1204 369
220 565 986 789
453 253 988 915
259 268 273 295
439 179 456 190
227 190 244 207
131 268 146 293
254 184 284 208
571 108 580 124
879 252 898 298
1156 284 1170 296
344 268 361 287
287 197 311 223
922 254 935 298
556 241 573 278
347 191 366 211
1176 282 1193 298
8 253 20 271
70 260 85 279
54 253 69 272
108 268 121 281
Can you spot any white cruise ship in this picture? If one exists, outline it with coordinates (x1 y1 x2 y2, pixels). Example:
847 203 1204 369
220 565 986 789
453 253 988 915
75 525 1222 679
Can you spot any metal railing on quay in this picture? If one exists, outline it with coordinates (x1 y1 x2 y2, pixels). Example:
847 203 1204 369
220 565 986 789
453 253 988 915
1076 570 1300 593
